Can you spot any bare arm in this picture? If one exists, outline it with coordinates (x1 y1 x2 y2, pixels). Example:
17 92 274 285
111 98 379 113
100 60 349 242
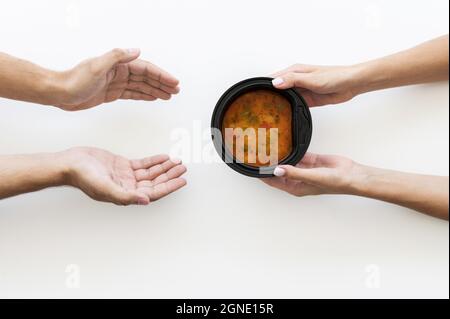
0 53 65 106
0 148 187 206
0 49 180 111
263 153 449 220
355 166 449 220
0 152 68 199
271 35 449 106
265 36 449 219
355 35 449 94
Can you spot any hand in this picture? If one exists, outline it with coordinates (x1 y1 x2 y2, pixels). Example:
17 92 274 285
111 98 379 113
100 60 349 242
271 64 361 107
262 153 361 196
56 48 180 111
262 152 449 220
63 147 187 205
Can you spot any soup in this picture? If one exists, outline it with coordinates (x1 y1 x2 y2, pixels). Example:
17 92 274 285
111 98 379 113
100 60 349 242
222 89 292 167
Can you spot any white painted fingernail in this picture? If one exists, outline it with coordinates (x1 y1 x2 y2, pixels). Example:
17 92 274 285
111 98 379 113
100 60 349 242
127 48 140 54
273 167 286 177
171 158 182 165
272 77 284 86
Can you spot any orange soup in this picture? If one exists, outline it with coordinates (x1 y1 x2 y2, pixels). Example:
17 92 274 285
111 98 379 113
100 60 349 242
222 90 292 167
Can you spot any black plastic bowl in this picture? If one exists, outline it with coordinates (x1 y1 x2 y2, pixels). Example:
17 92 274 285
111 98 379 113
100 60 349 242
211 77 313 178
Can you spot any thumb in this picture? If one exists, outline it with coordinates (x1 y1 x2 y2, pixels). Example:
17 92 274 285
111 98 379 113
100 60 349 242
107 183 149 206
273 165 325 185
93 48 141 72
272 72 313 90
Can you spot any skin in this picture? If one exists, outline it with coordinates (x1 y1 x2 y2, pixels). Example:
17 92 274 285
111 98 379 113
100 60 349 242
0 148 187 206
0 48 186 205
0 48 180 111
267 35 449 220
272 35 449 107
263 153 449 220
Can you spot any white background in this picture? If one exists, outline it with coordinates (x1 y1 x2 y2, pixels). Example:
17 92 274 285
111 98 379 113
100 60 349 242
0 0 448 298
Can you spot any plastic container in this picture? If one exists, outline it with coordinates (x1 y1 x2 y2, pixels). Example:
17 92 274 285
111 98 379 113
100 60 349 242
211 77 313 178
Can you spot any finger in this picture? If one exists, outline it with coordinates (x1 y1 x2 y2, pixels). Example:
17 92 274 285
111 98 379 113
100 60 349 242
272 72 315 90
136 164 187 188
137 164 187 187
131 154 170 170
296 153 320 168
126 81 172 100
111 63 130 82
128 60 179 87
129 75 180 94
293 89 318 107
298 90 339 107
274 165 326 185
134 158 182 181
112 190 150 206
261 177 319 196
103 181 149 206
297 153 341 168
120 90 157 101
271 66 296 78
140 178 187 202
152 164 187 186
261 177 289 190
271 64 315 78
93 48 141 72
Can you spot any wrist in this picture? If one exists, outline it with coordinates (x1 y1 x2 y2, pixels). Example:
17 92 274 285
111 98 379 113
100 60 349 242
350 60 391 95
347 163 397 200
40 151 74 187
346 162 374 196
53 149 82 187
41 69 72 108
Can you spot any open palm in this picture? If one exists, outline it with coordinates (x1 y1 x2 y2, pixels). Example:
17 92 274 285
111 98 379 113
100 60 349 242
58 48 180 111
65 147 187 205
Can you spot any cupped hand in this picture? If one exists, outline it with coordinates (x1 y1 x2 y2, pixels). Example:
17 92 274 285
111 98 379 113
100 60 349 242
271 64 361 107
262 153 363 196
56 48 180 111
63 147 187 205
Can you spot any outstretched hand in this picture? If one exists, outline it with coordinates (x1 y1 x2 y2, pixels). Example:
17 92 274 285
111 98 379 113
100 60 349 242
64 147 187 205
57 48 180 111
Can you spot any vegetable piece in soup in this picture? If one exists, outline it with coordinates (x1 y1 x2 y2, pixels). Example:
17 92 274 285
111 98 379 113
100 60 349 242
222 90 292 167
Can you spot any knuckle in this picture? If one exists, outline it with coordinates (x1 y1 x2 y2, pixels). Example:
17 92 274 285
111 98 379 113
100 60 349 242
87 60 103 76
284 168 295 178
111 48 124 58
284 73 295 83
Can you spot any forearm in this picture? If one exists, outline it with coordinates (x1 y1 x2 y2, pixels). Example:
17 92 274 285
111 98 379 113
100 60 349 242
353 35 449 94
350 165 449 220
0 152 70 199
0 52 67 106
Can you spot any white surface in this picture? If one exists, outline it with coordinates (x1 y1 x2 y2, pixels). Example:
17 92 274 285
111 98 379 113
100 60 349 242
0 0 448 298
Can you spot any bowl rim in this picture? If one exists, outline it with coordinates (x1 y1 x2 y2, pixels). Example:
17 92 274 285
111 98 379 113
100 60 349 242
211 77 313 178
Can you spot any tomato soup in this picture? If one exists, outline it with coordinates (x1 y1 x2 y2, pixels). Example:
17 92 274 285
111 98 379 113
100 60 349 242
222 90 292 167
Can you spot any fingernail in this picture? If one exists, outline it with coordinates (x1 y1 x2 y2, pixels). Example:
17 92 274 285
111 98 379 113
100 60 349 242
127 48 140 54
272 77 284 86
171 158 182 165
273 167 286 177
